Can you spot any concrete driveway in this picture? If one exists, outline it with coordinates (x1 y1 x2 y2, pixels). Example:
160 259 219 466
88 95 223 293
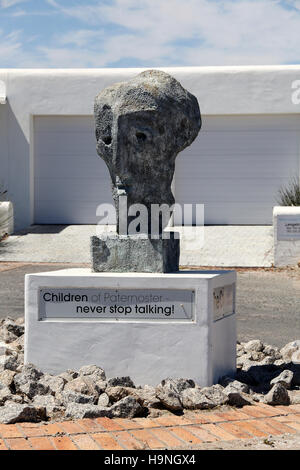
0 262 299 348
0 224 274 267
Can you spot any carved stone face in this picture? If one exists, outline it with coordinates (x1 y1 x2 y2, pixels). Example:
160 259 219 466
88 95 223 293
94 70 201 233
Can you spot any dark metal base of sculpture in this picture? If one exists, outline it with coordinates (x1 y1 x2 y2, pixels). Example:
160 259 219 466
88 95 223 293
91 233 180 273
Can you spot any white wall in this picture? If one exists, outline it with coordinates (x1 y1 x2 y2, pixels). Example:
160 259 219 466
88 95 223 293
1 66 300 230
0 103 8 192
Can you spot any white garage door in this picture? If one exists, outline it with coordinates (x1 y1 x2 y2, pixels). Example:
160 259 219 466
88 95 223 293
35 115 300 225
34 116 114 224
175 115 300 224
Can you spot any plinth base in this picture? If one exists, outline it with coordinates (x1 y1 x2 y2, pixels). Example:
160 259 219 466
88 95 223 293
25 269 236 386
91 233 179 273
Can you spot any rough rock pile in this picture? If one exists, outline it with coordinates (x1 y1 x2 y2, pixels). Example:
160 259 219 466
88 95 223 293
1 317 300 425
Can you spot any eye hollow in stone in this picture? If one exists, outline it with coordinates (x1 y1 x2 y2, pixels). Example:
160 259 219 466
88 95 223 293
136 131 147 143
102 136 112 146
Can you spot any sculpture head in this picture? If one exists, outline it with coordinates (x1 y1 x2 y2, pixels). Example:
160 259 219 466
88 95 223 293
94 69 201 233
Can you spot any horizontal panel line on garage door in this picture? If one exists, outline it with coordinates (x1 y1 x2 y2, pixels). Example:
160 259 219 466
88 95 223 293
200 116 300 131
176 176 292 180
179 145 298 155
177 150 299 157
35 157 100 161
173 203 274 224
200 129 300 133
179 149 298 157
35 148 97 158
36 130 94 135
176 166 297 178
36 200 112 204
38 127 300 133
34 176 107 181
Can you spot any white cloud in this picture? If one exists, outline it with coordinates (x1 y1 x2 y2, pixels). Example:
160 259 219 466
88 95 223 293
1 0 27 8
0 29 43 67
0 29 22 65
3 0 300 67
40 0 300 67
58 29 104 48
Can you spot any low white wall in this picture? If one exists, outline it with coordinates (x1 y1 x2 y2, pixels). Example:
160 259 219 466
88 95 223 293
0 201 14 237
273 206 300 267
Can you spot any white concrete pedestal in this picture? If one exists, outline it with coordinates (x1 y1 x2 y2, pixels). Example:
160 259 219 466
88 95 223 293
25 269 236 387
273 206 300 267
0 201 14 237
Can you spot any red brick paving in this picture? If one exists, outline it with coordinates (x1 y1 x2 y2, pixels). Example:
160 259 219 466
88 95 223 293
263 418 298 435
248 418 284 436
0 440 8 450
111 430 146 450
5 438 32 450
0 424 24 439
57 421 85 435
216 421 252 439
91 432 124 450
185 425 219 442
113 418 142 430
71 434 101 450
149 427 187 447
94 417 125 432
50 435 78 450
232 420 269 438
129 429 166 449
0 404 299 450
28 436 56 450
19 422 63 437
200 423 237 441
132 417 159 428
167 426 203 446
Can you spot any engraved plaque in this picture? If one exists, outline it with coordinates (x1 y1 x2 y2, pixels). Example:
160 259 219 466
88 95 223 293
213 284 235 322
39 288 194 321
277 216 300 241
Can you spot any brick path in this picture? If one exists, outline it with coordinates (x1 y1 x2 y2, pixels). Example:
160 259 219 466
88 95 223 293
0 403 300 450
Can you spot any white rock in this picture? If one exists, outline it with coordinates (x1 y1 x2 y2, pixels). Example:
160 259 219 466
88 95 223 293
180 388 215 410
0 341 15 356
64 376 99 401
243 340 264 353
39 375 66 395
65 403 110 420
263 345 281 359
280 341 300 362
291 350 300 364
200 385 229 406
109 396 142 418
0 356 18 372
270 370 294 389
155 384 182 411
264 383 290 406
0 370 16 388
98 393 110 407
0 403 46 424
79 365 106 381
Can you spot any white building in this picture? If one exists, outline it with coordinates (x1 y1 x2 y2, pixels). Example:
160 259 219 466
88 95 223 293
1 66 300 231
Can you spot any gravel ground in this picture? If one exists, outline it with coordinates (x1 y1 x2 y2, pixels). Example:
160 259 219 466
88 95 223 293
236 268 300 348
0 263 299 348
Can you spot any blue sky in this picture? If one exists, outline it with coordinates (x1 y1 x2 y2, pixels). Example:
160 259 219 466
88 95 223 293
0 0 300 67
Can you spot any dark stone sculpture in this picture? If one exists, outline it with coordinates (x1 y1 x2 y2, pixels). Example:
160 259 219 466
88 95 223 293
91 69 201 272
